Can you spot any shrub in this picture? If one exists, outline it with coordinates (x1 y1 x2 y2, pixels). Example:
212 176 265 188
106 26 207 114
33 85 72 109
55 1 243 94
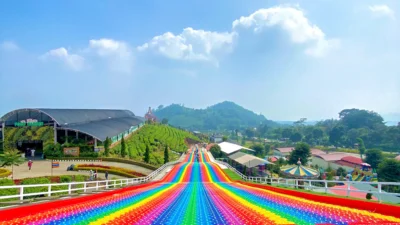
74 164 146 178
366 193 372 200
0 179 17 199
0 168 11 178
21 177 51 198
60 175 72 183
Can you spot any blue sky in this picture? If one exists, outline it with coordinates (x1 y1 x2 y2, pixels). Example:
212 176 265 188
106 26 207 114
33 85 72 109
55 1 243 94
0 0 399 121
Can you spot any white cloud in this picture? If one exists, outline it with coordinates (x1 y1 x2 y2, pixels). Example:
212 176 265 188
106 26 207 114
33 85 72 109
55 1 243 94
0 41 19 51
88 39 133 73
41 47 84 71
232 6 339 57
368 5 395 20
137 27 236 63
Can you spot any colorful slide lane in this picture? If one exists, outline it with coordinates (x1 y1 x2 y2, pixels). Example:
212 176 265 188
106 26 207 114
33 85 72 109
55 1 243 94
0 148 399 225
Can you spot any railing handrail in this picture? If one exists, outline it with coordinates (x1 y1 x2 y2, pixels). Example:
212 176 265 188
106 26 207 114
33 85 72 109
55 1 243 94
214 159 400 203
0 155 184 201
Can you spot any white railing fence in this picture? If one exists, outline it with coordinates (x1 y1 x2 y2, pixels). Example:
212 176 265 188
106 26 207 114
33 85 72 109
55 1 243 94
215 159 400 203
0 156 184 202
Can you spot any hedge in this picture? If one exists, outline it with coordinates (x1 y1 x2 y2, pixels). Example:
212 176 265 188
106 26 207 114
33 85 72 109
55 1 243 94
73 164 145 178
0 168 11 178
21 177 51 198
46 157 158 170
0 179 18 199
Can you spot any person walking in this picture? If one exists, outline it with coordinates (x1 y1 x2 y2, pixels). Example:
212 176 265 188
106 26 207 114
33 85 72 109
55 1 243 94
105 171 109 180
28 160 33 170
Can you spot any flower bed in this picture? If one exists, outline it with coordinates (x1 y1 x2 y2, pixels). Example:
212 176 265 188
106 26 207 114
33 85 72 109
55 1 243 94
0 169 11 178
74 164 146 178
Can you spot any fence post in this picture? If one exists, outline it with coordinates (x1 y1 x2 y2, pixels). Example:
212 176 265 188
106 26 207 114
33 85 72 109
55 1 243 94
295 179 299 189
346 182 350 197
68 183 72 194
105 180 108 189
114 180 116 188
325 181 328 194
19 186 24 201
309 181 312 191
96 181 99 191
377 183 382 203
48 185 51 197
84 183 87 192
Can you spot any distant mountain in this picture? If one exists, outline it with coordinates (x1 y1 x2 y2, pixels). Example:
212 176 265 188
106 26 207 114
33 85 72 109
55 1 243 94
153 101 278 131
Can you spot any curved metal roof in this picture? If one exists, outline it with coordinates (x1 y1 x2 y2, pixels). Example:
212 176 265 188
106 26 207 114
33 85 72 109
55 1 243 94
1 108 143 141
37 108 135 125
64 116 143 141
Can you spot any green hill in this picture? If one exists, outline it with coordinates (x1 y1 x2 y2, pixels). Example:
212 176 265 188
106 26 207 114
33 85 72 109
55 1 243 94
111 124 200 165
154 101 278 131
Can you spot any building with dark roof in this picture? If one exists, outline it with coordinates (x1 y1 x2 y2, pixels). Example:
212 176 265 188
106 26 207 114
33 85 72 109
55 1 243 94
0 108 145 151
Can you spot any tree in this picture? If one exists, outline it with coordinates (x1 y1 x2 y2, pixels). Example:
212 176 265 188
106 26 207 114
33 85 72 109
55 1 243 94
222 136 228 142
144 145 150 163
245 128 255 138
339 109 384 130
377 159 400 182
288 142 311 165
329 125 345 147
336 167 347 177
104 137 111 157
357 138 366 159
210 145 222 159
161 118 169 124
120 136 127 158
365 149 383 169
264 144 271 156
0 149 26 178
250 144 264 157
312 127 324 140
290 132 302 143
164 145 169 164
282 128 293 138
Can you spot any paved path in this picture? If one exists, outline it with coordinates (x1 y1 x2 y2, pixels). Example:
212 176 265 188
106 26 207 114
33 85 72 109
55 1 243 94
4 160 153 180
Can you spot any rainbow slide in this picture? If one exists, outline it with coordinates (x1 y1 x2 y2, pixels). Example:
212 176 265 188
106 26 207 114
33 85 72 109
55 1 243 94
0 148 399 225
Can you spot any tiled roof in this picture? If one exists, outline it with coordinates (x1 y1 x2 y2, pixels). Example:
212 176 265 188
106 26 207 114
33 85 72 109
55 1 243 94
340 156 363 165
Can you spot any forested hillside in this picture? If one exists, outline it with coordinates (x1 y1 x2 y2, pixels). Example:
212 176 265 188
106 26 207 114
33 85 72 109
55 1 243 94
111 124 201 165
154 101 278 131
242 108 400 152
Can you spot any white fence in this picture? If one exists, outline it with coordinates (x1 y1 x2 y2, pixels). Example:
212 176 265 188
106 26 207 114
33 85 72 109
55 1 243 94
215 160 400 203
0 157 183 202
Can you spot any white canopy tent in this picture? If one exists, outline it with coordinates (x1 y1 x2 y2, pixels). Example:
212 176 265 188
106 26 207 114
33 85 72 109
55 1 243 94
217 142 255 155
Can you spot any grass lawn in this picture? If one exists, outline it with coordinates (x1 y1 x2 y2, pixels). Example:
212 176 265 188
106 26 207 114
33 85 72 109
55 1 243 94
223 169 242 181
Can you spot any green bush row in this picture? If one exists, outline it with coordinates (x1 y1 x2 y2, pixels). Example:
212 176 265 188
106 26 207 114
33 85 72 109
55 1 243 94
45 157 158 170
73 166 139 178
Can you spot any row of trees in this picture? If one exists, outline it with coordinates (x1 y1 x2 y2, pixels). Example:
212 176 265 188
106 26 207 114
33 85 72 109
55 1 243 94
121 135 170 164
237 109 399 152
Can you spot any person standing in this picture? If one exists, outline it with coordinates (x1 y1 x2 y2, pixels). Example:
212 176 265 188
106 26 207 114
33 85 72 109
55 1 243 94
31 148 35 157
28 160 33 170
105 171 109 180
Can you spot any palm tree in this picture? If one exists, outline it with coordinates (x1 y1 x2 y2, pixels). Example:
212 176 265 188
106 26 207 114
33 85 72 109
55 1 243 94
0 149 26 179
